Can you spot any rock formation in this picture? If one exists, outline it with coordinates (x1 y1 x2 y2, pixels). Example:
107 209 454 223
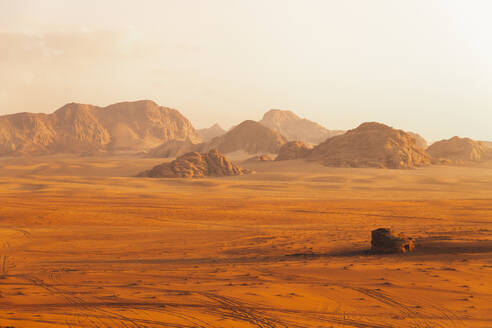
202 120 287 154
307 122 432 169
244 154 274 163
275 141 312 161
197 124 226 142
147 139 198 158
407 132 428 149
0 100 201 156
139 149 250 178
427 136 492 164
371 228 415 253
482 141 492 149
260 109 344 145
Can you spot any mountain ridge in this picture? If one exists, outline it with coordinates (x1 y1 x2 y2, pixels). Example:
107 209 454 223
0 100 201 156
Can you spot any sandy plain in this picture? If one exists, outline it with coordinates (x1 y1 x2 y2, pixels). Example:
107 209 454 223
0 155 491 328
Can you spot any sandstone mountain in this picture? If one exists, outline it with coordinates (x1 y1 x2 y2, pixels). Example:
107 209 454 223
307 122 432 169
427 136 492 163
139 149 250 178
275 141 312 161
259 109 344 145
481 140 492 150
0 100 201 156
243 154 274 163
146 138 197 158
407 132 428 149
202 120 287 154
197 124 226 142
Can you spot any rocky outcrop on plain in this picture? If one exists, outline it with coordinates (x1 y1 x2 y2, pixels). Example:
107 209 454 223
307 122 432 169
243 154 274 163
371 228 415 253
0 100 201 156
427 136 492 164
202 120 287 154
139 149 250 178
275 141 312 161
260 109 344 145
197 124 226 142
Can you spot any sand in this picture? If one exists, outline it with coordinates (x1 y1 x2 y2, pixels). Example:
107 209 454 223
0 155 491 327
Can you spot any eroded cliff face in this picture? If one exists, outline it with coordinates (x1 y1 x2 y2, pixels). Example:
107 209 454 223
308 122 432 169
0 100 201 156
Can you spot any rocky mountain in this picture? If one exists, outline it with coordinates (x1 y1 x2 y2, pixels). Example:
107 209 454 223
138 149 250 178
259 109 344 145
407 132 428 149
427 136 492 163
146 138 197 158
481 140 492 149
307 122 432 169
0 100 201 156
197 124 226 142
202 120 287 154
243 154 274 163
275 141 312 161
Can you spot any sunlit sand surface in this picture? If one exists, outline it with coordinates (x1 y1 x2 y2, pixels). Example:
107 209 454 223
0 155 491 327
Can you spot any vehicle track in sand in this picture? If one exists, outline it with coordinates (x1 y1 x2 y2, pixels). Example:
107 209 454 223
253 266 464 328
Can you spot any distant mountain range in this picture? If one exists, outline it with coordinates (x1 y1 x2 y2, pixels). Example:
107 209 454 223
2 100 490 169
0 100 201 156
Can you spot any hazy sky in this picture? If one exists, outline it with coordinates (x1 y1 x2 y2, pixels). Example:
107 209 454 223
1 0 491 141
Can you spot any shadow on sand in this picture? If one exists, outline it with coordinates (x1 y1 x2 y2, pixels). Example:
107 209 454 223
286 238 492 259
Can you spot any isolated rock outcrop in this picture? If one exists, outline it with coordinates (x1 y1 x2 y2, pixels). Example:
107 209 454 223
139 149 250 178
0 100 201 156
307 122 432 169
197 124 226 142
202 120 287 154
260 109 344 145
275 141 312 161
427 136 492 164
244 154 274 163
371 228 415 253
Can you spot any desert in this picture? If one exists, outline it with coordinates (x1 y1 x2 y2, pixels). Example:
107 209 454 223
2 1 492 327
0 152 491 327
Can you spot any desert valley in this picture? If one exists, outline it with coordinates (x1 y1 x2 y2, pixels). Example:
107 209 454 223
2 2 492 326
0 100 491 328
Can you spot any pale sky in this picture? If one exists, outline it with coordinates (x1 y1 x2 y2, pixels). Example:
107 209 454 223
0 0 491 141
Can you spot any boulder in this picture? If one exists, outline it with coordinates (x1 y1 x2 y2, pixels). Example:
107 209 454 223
244 154 274 163
275 141 312 161
371 228 414 253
